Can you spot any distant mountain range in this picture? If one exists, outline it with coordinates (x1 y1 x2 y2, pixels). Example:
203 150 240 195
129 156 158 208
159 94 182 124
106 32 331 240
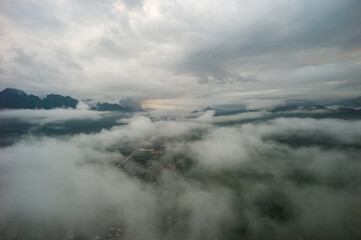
1 87 360 112
0 88 142 112
190 95 361 122
0 88 78 109
329 96 361 108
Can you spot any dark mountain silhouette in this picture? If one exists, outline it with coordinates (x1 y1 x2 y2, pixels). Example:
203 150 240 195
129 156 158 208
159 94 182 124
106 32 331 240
86 98 143 112
93 102 126 111
0 88 43 109
0 88 143 112
271 105 327 113
329 96 361 108
42 94 78 109
0 88 78 110
118 98 144 112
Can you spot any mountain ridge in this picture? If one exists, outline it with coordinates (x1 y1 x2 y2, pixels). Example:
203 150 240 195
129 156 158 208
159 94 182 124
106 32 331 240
0 88 142 111
328 96 361 108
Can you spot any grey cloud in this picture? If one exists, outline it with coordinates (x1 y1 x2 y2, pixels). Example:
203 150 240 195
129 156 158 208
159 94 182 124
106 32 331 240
0 48 85 97
1 0 361 109
122 0 144 9
197 71 258 85
85 27 144 60
55 50 83 71
0 0 65 31
2 48 60 91
176 0 361 88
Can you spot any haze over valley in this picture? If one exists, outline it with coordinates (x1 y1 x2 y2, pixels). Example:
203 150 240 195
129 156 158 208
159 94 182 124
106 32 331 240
0 0 361 239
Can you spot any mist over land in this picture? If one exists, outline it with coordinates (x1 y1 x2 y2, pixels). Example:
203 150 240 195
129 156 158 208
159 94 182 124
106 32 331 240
1 0 361 239
1 100 360 239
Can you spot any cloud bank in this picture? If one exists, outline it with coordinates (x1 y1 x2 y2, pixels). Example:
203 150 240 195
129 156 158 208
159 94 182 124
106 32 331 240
0 108 107 124
0 116 360 239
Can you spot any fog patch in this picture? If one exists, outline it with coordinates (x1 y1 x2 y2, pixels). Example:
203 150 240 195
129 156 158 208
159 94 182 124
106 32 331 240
0 108 107 124
195 110 269 123
0 116 360 239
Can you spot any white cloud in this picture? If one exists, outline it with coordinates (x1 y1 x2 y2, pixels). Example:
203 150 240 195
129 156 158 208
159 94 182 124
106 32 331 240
195 110 270 123
0 116 360 238
0 108 107 124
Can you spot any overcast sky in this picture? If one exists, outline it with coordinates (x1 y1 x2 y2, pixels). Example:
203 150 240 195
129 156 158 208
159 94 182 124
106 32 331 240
0 0 360 109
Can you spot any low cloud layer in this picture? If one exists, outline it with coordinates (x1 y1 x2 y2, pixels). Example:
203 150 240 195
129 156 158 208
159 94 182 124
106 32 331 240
195 110 270 123
0 116 360 239
0 108 107 124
